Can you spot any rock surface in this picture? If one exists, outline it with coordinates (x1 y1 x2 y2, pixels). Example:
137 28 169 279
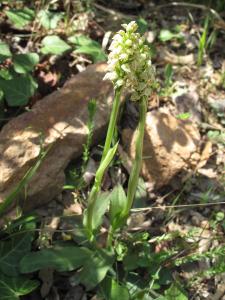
0 63 114 212
122 108 201 189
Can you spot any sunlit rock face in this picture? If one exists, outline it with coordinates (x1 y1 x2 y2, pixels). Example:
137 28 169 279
122 108 201 189
0 63 116 215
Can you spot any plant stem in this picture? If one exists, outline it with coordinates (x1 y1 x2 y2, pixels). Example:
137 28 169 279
125 96 147 216
86 88 122 240
106 226 113 248
101 87 122 162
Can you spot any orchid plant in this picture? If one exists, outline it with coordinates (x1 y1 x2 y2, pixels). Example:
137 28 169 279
85 21 155 242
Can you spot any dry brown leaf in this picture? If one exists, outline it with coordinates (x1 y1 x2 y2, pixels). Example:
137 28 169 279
159 48 195 65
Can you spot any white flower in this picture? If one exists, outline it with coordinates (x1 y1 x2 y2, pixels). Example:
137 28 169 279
103 21 155 101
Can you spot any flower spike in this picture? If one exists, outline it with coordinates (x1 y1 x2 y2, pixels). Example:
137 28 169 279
104 21 155 101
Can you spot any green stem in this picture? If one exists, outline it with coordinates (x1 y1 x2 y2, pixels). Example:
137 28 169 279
106 226 114 248
125 97 147 216
86 88 122 241
101 87 122 162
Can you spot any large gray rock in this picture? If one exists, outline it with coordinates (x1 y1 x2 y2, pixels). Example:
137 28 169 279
0 63 114 213
122 108 201 189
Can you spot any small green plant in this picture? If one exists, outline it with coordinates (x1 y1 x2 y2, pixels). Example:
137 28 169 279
164 63 173 88
69 35 107 63
159 28 184 43
0 43 39 107
64 98 97 190
197 17 208 66
13 21 158 298
0 2 106 110
85 20 155 242
197 15 217 66
82 98 97 171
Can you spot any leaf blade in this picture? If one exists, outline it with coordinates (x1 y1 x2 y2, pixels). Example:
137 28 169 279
20 246 92 273
41 36 71 55
13 53 39 74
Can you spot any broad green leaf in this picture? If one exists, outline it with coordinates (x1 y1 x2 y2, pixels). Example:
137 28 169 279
68 35 100 46
38 10 64 29
0 74 37 106
101 277 130 300
74 45 107 63
0 274 39 300
0 233 33 276
90 191 111 231
20 246 92 273
76 249 114 290
159 29 182 42
13 53 39 74
6 8 34 28
41 35 71 55
109 184 127 230
164 283 188 300
0 69 12 80
69 35 107 63
0 41 12 63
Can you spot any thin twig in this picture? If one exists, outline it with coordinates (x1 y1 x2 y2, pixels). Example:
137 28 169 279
131 201 225 212
152 2 224 23
94 3 136 19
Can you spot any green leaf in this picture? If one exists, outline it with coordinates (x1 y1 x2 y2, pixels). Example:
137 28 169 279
0 69 13 80
41 35 71 55
0 74 37 106
109 184 127 230
176 112 192 120
6 8 34 28
164 283 188 300
164 63 173 87
0 233 33 276
13 53 39 74
91 191 111 231
76 249 114 290
207 130 225 145
0 273 39 300
20 246 92 273
159 29 182 42
68 35 100 46
137 17 148 34
0 41 12 63
69 35 107 63
38 10 64 29
101 277 130 300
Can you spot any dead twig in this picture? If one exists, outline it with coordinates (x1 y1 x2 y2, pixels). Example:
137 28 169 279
151 2 225 30
93 3 136 19
131 201 225 212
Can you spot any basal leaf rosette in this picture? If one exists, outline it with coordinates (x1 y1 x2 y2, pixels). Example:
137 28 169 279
103 21 155 101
